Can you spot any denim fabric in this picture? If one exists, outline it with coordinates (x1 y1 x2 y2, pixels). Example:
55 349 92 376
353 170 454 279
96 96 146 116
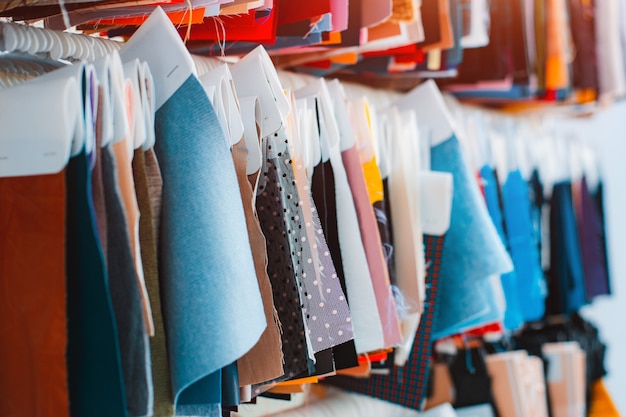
591 183 612 295
480 165 524 330
66 149 128 417
577 177 611 299
430 136 512 339
547 182 587 315
501 170 547 322
154 75 265 413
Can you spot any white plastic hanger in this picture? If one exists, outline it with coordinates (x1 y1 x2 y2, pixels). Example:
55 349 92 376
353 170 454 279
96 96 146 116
294 96 322 177
349 97 377 164
106 51 132 147
199 63 245 148
84 63 97 157
396 79 458 147
230 45 290 138
92 54 115 147
0 62 85 177
239 96 263 176
1 21 120 62
140 61 156 150
123 59 147 152
373 110 392 180
120 7 196 111
295 78 338 163
326 79 357 151
420 171 454 236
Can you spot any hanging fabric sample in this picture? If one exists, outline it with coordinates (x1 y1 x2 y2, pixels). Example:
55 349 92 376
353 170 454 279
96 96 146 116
480 165 524 331
0 170 70 417
546 182 587 315
132 148 175 417
286 116 356 353
102 142 153 417
301 82 386 354
255 130 311 382
501 169 547 322
396 80 512 340
430 135 511 338
573 177 611 299
326 170 453 410
120 9 266 414
328 231 449 410
232 134 285 387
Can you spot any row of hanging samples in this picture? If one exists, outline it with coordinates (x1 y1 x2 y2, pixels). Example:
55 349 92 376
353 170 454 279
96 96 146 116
0 6 615 417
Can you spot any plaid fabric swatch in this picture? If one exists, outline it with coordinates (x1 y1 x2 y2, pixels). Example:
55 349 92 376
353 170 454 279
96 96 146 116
326 233 446 410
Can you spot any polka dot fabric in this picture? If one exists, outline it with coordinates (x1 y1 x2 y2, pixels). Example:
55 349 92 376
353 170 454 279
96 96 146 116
269 128 353 354
255 134 309 381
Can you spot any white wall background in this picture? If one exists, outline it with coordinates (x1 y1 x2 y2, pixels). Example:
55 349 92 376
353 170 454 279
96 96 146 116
555 101 626 413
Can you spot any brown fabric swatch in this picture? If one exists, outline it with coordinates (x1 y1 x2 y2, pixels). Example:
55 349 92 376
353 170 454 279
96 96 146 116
144 149 163 251
112 140 155 335
133 149 174 417
232 136 284 386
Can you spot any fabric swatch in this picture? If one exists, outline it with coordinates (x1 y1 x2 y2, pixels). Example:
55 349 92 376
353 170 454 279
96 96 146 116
102 145 153 417
133 149 175 417
154 75 265 413
232 136 285 387
501 170 546 322
327 233 447 410
0 170 70 417
430 136 512 340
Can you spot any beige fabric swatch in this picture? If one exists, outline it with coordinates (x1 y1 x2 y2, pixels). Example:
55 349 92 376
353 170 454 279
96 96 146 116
133 149 174 417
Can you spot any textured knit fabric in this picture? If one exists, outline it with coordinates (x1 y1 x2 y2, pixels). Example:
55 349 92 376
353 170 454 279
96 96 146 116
102 145 153 417
144 149 163 250
133 149 175 417
430 136 512 339
0 170 69 417
327 234 447 411
154 75 265 413
113 140 154 337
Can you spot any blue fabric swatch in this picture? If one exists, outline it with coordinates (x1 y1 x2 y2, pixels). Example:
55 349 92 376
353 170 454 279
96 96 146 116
430 136 512 339
480 165 524 330
547 182 587 314
154 75 266 414
66 148 128 417
501 170 547 322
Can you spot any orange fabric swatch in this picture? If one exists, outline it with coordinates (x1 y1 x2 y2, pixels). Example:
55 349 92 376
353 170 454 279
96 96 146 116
0 172 69 417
